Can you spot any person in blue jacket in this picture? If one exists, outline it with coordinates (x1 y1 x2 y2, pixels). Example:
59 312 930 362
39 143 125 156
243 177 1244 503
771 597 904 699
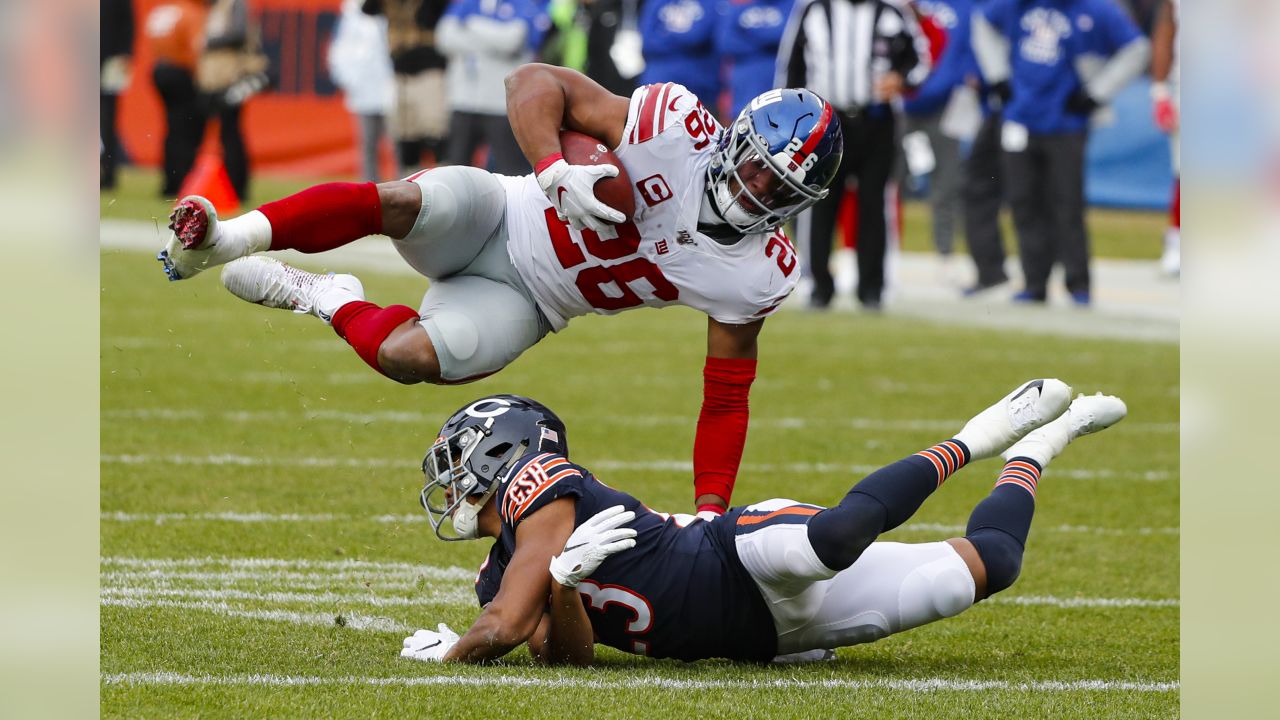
973 0 1148 305
640 0 721 110
902 0 974 268
716 0 795 119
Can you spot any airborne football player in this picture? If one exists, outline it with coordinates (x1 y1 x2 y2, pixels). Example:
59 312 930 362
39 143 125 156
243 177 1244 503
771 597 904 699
155 64 844 516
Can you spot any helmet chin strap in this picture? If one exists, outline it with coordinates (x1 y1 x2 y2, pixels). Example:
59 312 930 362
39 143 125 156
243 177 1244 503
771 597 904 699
450 501 482 539
450 482 500 540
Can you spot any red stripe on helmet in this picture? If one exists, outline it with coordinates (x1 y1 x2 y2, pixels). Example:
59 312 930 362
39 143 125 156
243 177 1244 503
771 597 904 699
791 101 833 165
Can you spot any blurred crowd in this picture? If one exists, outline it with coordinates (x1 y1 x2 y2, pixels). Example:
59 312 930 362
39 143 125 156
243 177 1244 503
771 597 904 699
101 0 1180 306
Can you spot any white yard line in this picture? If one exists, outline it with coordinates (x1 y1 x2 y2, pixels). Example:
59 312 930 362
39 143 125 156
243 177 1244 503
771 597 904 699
100 512 1177 538
100 671 1179 693
100 556 474 577
100 557 1178 614
99 598 410 632
99 453 1173 482
100 585 1177 612
101 407 1178 434
989 596 1179 609
101 586 473 607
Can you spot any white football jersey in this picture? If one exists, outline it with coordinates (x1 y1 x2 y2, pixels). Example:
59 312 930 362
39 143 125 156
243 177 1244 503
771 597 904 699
502 82 801 331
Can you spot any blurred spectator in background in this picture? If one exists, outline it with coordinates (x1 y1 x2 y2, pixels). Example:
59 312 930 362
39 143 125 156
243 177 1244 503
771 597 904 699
901 0 975 278
589 0 646 95
717 0 794 119
777 0 930 310
197 0 269 202
328 0 395 182
145 0 208 197
973 0 1148 306
101 0 134 190
437 0 550 174
364 0 451 176
959 0 1010 298
640 0 720 110
1151 0 1178 277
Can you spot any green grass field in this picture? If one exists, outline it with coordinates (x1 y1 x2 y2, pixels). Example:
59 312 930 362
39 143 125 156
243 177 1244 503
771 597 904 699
100 192 1178 717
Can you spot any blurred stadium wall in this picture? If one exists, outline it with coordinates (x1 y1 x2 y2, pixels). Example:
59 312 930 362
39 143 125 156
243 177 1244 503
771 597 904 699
117 0 1172 208
120 0 355 176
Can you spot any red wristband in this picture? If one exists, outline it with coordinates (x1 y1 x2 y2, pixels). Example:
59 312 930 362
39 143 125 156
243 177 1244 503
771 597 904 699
534 152 564 175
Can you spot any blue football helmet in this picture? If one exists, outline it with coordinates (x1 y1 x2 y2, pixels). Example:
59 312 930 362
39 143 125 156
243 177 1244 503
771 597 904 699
419 395 568 541
706 88 843 235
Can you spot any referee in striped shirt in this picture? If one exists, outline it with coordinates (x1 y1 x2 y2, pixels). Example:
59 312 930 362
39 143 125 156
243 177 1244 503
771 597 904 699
777 0 930 310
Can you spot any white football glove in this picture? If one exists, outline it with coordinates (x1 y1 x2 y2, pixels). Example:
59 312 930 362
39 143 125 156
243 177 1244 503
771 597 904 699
536 158 627 233
549 505 637 588
400 623 460 662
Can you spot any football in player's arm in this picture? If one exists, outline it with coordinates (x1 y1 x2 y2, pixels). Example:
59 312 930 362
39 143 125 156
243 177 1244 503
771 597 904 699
401 384 1127 665
155 64 844 516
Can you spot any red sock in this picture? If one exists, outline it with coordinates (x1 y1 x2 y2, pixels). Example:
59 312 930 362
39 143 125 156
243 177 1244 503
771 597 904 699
259 182 383 253
1169 178 1180 229
330 301 419 375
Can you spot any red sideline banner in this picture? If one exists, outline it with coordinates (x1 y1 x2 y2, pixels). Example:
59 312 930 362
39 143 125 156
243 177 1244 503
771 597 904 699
120 0 361 177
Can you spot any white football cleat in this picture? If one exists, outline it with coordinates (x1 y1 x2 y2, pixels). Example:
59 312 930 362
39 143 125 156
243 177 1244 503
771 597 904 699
954 379 1073 460
1002 393 1127 468
157 196 265 281
220 256 364 325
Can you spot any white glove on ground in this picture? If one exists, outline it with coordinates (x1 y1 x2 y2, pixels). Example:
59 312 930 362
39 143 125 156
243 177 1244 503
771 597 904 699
549 505 637 587
536 158 627 233
400 623 460 662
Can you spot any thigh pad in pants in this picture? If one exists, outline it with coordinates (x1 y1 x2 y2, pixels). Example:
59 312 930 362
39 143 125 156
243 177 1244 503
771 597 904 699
395 166 508 279
772 541 976 654
418 275 549 384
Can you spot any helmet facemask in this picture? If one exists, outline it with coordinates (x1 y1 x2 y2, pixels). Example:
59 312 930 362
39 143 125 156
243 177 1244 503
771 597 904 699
707 114 830 235
419 426 526 541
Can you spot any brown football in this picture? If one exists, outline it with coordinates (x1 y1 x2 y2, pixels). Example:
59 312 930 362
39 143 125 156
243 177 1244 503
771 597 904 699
559 130 636 220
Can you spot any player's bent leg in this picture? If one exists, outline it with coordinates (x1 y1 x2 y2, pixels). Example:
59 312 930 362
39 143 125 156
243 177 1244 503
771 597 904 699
803 379 1072 576
392 166 509 279
776 541 977 655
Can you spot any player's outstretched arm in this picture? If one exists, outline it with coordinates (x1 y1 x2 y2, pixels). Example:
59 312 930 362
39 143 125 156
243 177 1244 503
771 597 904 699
442 499 577 663
694 318 764 512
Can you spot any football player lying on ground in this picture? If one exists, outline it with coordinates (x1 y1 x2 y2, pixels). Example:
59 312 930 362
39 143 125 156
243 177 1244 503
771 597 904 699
154 63 844 516
399 379 1126 664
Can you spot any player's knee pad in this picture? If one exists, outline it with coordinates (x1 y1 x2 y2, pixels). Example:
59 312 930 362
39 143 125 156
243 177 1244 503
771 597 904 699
805 493 888 572
965 527 1024 596
418 276 548 383
777 542 976 654
898 553 977 625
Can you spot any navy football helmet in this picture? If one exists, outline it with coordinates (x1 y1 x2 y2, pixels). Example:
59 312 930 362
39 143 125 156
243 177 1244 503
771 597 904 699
706 88 843 235
419 395 568 541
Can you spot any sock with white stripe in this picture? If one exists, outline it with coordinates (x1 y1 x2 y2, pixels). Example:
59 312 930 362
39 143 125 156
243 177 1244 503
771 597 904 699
964 457 1042 596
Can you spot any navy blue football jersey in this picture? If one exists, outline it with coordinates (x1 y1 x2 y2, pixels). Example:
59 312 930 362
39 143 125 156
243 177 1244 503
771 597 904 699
474 451 777 662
